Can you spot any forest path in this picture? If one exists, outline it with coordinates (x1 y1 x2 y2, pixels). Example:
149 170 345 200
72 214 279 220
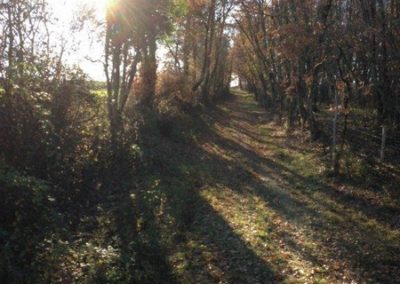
165 89 400 283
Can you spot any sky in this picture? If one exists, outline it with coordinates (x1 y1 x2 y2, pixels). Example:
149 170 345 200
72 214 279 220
48 0 169 82
49 0 107 81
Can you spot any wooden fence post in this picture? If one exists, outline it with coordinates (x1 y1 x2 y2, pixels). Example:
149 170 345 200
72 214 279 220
332 85 339 175
380 126 386 162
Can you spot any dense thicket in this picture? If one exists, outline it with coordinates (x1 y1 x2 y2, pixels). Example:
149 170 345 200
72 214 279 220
233 0 399 130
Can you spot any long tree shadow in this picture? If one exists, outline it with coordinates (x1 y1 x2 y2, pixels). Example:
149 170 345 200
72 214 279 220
151 140 278 283
185 92 400 283
212 125 400 228
101 113 278 282
105 90 399 283
108 187 180 284
207 94 400 228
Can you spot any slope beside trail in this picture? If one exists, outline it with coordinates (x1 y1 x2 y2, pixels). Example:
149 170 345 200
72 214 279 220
157 89 400 284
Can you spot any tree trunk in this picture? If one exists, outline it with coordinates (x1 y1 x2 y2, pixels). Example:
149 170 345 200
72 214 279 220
142 31 157 108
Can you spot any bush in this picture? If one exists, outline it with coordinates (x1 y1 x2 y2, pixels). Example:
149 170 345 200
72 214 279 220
0 162 60 282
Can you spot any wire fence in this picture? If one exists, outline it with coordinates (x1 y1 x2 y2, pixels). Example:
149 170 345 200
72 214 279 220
315 109 400 176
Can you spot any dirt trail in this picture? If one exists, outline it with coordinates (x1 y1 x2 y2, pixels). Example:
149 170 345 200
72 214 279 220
165 89 400 283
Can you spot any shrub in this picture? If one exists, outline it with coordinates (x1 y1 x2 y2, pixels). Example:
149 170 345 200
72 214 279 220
0 162 60 282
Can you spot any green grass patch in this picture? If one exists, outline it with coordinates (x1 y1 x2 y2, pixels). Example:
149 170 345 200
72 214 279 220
91 89 107 97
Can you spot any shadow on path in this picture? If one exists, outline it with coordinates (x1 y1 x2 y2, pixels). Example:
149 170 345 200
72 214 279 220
115 89 399 283
166 90 400 283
